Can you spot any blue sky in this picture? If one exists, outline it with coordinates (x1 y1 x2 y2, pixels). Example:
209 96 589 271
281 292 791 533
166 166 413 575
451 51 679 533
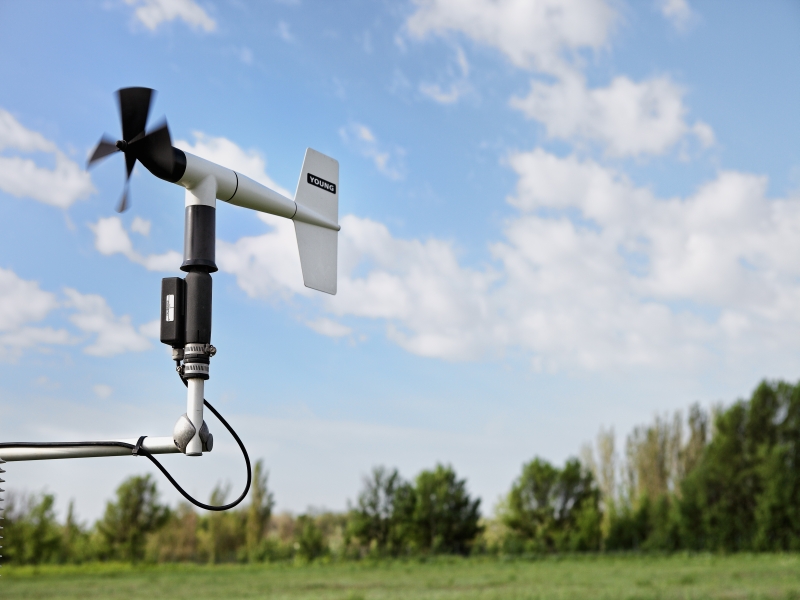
1 0 799 521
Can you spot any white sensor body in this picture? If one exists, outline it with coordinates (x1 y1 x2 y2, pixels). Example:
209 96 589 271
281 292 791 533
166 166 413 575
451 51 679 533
177 148 339 295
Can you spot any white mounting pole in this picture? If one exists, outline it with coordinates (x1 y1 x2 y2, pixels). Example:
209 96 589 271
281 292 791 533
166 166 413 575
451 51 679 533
186 379 204 456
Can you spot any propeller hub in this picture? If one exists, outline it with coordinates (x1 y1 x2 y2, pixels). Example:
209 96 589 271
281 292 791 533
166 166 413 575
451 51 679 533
116 140 128 151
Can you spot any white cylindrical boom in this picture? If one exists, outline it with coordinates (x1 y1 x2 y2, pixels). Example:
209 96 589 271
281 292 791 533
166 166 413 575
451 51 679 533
177 151 340 231
0 437 180 462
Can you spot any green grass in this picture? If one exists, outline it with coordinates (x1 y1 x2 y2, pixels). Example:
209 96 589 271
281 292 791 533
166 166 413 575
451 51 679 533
3 554 800 599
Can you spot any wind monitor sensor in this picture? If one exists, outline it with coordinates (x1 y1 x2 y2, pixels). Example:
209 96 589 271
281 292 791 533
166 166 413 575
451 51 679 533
0 87 340 514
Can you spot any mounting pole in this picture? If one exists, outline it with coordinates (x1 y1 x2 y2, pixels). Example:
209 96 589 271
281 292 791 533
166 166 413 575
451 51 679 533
181 175 217 456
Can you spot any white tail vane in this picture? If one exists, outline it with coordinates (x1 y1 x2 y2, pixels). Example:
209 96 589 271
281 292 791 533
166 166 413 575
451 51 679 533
293 149 339 295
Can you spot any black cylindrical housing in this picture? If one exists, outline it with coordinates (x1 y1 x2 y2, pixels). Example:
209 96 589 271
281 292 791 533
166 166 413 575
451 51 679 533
185 271 212 344
181 205 218 273
140 148 187 183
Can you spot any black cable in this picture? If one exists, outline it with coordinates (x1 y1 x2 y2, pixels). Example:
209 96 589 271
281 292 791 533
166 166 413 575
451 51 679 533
156 397 252 511
173 369 252 510
0 397 252 513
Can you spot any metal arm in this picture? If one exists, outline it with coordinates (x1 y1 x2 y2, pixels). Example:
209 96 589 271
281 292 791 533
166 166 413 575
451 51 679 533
0 437 179 462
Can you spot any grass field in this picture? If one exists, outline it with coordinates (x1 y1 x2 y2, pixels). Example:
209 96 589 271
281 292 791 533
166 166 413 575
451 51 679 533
4 554 800 599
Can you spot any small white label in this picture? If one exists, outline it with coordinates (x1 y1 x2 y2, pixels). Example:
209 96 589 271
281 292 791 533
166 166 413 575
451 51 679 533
166 294 175 322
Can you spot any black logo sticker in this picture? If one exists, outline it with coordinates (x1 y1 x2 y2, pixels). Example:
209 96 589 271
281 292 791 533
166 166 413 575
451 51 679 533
307 173 336 194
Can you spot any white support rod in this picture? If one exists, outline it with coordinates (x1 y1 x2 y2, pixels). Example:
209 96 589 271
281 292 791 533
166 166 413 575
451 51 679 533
0 436 180 462
186 378 204 456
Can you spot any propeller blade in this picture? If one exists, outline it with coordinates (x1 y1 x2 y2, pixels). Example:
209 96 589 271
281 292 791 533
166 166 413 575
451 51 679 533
116 183 130 213
129 120 174 178
117 150 137 212
116 87 153 143
87 136 119 168
125 151 136 180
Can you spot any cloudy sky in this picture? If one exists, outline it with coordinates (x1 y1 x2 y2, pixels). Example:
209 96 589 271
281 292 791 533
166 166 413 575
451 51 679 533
1 0 799 520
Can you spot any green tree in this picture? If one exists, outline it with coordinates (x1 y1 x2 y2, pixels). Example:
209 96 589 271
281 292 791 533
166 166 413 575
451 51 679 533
246 460 275 560
295 514 327 561
681 403 709 478
678 385 763 550
349 466 414 555
61 500 91 563
409 464 481 555
201 483 246 563
641 494 681 551
752 382 800 550
604 499 650 551
3 492 63 564
502 457 599 552
98 474 169 561
677 380 800 551
602 403 708 551
503 458 559 547
145 503 199 562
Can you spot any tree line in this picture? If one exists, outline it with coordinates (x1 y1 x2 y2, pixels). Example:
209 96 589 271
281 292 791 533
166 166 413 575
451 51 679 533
5 378 800 564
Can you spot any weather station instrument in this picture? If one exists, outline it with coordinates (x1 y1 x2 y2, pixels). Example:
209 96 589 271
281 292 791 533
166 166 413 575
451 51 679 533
0 88 340 520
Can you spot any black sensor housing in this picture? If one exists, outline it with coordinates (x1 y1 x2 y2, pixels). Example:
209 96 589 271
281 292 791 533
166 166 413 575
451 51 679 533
160 277 186 348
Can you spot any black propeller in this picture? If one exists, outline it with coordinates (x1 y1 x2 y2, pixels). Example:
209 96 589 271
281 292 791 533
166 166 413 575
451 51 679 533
87 87 175 213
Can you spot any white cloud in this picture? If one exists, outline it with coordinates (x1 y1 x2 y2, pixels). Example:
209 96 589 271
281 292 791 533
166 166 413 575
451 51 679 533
124 0 216 32
0 267 70 359
510 72 714 156
419 83 465 105
216 147 800 372
419 46 471 104
406 0 709 157
493 150 800 367
130 217 151 236
0 267 160 360
175 132 292 198
138 318 161 339
277 20 294 42
0 267 59 332
339 123 405 180
0 109 95 208
406 0 616 76
328 216 498 361
306 318 352 338
64 288 152 357
93 384 113 399
90 216 182 272
659 0 694 31
0 110 56 153
217 213 308 299
0 326 73 359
